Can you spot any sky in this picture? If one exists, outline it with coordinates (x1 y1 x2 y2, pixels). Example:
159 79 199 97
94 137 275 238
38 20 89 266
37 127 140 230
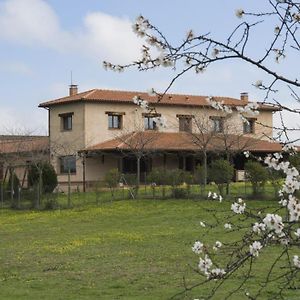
0 0 299 142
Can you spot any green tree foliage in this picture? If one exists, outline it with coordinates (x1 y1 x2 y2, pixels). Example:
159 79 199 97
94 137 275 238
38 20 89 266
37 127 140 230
28 162 58 193
245 161 269 196
209 159 234 196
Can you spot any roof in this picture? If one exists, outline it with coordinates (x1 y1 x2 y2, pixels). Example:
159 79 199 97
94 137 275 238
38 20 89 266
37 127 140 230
39 89 278 111
0 136 49 155
82 131 284 153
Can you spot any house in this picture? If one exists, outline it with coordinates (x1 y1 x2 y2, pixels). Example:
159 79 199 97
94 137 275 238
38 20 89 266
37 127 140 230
0 135 49 187
39 85 282 191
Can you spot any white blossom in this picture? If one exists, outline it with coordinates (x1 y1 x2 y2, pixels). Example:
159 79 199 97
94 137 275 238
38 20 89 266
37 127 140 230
292 13 300 22
294 229 300 238
252 222 266 234
192 241 204 254
235 9 244 18
195 64 206 74
198 255 213 275
254 80 263 88
210 268 226 278
231 199 246 214
147 88 156 97
243 151 250 158
249 241 263 257
200 221 206 228
212 48 219 58
293 255 300 268
263 214 284 234
186 29 194 41
213 241 222 251
224 223 232 229
274 26 280 34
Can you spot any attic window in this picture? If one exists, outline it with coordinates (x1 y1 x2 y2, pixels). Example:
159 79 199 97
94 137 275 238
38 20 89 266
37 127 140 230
105 112 125 129
177 115 193 133
243 118 256 134
210 116 224 133
59 112 74 131
143 113 161 131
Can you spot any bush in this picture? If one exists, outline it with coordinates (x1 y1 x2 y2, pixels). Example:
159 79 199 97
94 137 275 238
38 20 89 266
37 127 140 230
194 165 206 185
28 162 58 193
267 168 284 198
209 159 234 196
165 169 185 187
245 161 269 196
147 167 168 185
44 196 59 210
172 187 188 199
104 168 121 188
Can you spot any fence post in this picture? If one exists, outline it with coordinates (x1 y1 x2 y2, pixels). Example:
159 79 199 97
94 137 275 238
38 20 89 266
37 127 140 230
0 182 3 209
68 169 71 208
17 186 21 209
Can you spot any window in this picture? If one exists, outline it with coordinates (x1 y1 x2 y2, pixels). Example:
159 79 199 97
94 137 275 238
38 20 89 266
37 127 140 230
59 156 76 174
178 115 193 132
211 117 223 133
59 113 73 131
243 119 255 134
144 116 157 130
106 112 124 129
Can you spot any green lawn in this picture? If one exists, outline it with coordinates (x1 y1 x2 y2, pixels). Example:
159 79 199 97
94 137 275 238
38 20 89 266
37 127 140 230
0 199 299 299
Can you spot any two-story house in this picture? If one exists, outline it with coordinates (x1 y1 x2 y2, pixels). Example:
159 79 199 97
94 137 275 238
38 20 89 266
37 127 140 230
39 85 282 191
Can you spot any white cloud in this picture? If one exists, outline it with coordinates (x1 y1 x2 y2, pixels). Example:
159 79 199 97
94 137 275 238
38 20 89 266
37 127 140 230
0 0 142 63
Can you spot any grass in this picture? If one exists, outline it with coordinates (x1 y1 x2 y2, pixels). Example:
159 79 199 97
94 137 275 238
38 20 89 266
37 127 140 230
0 196 299 299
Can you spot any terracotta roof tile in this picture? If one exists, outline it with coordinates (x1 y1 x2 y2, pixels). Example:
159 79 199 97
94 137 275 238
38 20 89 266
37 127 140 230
0 136 49 155
39 89 277 111
82 132 284 153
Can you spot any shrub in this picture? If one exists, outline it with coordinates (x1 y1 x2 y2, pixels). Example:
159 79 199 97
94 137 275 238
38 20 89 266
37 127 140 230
209 159 234 196
172 187 188 199
28 162 58 193
267 168 284 198
147 167 168 185
104 168 121 198
166 169 185 187
194 165 206 185
44 196 59 210
104 168 121 188
245 161 269 196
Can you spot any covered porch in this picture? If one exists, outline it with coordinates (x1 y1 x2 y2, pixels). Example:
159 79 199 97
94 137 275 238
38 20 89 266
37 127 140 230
79 131 284 188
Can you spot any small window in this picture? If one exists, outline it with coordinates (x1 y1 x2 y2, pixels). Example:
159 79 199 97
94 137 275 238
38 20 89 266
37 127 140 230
59 156 76 174
108 114 122 129
243 119 255 134
59 113 73 131
211 117 223 133
179 117 192 132
144 116 157 130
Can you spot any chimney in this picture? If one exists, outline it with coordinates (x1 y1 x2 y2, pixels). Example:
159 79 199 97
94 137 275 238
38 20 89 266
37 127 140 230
240 92 248 102
69 84 78 96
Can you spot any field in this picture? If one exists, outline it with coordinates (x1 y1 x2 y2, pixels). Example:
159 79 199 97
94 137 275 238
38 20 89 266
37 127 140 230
0 197 299 299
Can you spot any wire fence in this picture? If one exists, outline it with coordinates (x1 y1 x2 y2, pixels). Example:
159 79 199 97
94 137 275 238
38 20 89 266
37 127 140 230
0 179 281 211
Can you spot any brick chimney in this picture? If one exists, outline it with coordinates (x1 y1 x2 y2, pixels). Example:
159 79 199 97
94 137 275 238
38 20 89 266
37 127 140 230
240 92 248 102
69 84 78 96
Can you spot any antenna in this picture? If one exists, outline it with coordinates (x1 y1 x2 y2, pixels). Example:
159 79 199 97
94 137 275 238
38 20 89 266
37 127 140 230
70 71 73 86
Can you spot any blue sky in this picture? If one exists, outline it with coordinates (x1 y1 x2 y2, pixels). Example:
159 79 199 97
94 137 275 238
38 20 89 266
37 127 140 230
0 0 298 141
